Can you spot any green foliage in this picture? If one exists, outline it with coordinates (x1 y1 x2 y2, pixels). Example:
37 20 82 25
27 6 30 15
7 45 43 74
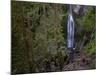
84 31 96 55
77 7 95 32
11 1 66 74
11 1 96 74
75 6 96 56
82 7 96 55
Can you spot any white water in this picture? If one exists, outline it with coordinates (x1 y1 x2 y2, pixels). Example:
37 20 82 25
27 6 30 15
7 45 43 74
67 5 75 49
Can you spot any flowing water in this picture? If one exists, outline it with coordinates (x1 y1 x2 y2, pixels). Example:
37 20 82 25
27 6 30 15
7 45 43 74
67 5 75 49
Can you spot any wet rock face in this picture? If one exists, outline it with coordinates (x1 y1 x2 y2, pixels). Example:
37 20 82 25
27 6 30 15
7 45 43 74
72 5 88 17
73 5 81 15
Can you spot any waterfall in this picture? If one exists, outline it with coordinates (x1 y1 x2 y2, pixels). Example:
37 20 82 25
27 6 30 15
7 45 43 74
67 5 75 49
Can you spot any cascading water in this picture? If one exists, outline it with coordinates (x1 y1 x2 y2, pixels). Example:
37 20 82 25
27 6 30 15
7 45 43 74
67 5 75 49
66 5 75 63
